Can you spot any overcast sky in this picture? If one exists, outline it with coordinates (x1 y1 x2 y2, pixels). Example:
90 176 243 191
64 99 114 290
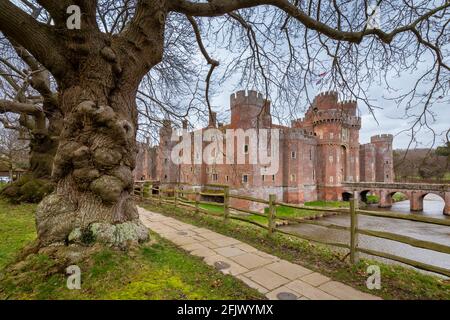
209 67 449 150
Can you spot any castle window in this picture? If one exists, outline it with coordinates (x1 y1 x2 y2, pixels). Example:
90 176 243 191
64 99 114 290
329 155 333 163
226 175 229 182
291 151 296 159
262 175 265 182
164 174 168 180
164 158 168 164
242 175 248 183
330 132 334 139
190 167 193 172
244 144 249 154
212 173 218 181
329 176 334 183
290 174 296 182
309 149 312 160
272 175 275 181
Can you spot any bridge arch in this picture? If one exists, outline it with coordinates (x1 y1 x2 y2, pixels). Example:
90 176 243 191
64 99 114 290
342 192 353 201
411 191 447 214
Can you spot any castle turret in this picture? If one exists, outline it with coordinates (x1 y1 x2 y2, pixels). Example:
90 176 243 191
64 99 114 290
306 91 361 199
230 90 271 128
359 143 376 182
157 119 179 183
370 134 394 182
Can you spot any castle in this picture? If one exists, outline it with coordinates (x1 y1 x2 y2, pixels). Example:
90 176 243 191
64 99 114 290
135 90 394 208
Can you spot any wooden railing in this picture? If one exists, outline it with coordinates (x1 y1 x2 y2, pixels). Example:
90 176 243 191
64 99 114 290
134 181 450 277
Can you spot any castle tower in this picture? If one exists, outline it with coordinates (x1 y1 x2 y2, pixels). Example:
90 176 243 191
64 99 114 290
359 143 376 182
305 91 361 200
157 120 179 183
230 90 271 128
370 134 394 182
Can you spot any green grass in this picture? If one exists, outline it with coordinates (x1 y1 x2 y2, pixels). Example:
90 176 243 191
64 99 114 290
0 199 264 300
142 201 450 300
304 200 349 208
0 200 37 269
200 203 224 214
201 201 347 226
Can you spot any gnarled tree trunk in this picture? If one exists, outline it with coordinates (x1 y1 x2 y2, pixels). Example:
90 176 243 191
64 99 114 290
36 62 149 247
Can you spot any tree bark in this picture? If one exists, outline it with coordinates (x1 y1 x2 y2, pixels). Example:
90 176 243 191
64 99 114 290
36 81 148 246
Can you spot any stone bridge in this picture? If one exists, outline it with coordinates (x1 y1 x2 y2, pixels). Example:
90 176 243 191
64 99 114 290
342 182 450 215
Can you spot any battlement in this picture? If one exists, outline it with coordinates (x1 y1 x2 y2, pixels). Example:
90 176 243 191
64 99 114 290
313 91 339 110
371 134 393 143
360 143 375 150
230 90 268 108
310 110 361 127
338 100 357 115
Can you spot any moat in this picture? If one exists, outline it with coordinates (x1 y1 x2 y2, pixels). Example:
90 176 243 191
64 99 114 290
280 194 450 275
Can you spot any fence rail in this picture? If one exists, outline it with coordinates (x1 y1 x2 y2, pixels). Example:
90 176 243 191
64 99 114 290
134 181 450 277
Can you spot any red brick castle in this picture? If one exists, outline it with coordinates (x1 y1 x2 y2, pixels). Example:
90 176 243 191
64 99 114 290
135 90 394 208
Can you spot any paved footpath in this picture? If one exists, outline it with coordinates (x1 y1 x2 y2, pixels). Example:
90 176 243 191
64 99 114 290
138 207 381 300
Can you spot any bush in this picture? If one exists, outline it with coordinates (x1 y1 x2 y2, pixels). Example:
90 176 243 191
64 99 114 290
0 175 54 203
366 195 379 204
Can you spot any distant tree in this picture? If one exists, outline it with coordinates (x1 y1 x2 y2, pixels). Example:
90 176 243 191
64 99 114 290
0 127 28 179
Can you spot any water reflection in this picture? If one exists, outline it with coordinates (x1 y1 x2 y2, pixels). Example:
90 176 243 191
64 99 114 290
280 194 450 275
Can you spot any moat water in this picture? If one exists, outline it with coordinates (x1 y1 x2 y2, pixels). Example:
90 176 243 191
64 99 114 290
280 194 450 276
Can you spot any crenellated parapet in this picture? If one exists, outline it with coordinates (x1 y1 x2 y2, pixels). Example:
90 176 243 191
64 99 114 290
310 110 361 128
313 91 339 110
371 134 393 143
230 90 269 109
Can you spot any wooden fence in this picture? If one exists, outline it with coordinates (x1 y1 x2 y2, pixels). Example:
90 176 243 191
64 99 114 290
134 181 450 277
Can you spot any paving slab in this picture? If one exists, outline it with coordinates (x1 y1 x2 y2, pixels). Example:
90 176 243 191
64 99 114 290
191 247 217 258
230 253 274 269
203 255 248 276
236 275 269 294
318 281 381 300
286 280 338 300
300 272 331 287
214 246 247 258
243 268 290 291
266 261 313 280
232 243 258 253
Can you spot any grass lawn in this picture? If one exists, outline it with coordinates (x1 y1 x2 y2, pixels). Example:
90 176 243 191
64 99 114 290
142 201 450 300
0 199 264 300
0 200 37 269
199 200 348 226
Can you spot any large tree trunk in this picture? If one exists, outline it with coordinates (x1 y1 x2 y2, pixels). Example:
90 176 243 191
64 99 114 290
36 69 148 246
29 133 58 179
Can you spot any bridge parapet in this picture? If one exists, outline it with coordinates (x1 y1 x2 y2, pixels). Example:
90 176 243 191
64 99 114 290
342 182 450 192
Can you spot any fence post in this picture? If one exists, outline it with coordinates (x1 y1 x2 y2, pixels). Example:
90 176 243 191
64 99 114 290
350 197 359 264
174 188 178 207
224 186 230 221
195 191 199 214
268 194 276 235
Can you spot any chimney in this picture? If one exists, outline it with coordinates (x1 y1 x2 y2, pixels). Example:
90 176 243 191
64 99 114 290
208 112 217 128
